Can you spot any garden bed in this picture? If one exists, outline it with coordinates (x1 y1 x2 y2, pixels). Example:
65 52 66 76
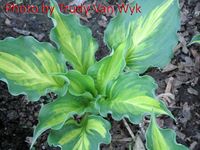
0 0 199 149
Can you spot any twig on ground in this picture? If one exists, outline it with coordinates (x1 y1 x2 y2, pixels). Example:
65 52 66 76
157 77 175 105
75 13 89 22
157 93 175 100
165 77 174 93
123 118 136 141
112 137 132 142
139 123 146 139
13 27 45 40
168 106 181 109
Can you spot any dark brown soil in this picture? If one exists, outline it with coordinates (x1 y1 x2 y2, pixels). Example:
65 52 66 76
0 0 199 150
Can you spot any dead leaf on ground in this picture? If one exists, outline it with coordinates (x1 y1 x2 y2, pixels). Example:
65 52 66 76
162 63 178 73
180 102 192 127
187 87 199 96
178 33 189 54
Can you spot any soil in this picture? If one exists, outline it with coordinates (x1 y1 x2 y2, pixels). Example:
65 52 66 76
0 0 199 150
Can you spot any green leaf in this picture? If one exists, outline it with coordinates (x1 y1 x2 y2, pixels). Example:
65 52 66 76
88 43 126 94
49 0 98 74
189 34 200 45
0 36 68 101
66 70 97 97
105 0 180 73
32 93 93 148
146 114 189 150
48 115 111 150
98 72 173 123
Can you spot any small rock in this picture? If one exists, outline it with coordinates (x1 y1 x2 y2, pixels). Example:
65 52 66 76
26 121 32 127
101 15 107 21
5 18 11 26
25 137 33 145
42 145 46 149
7 110 18 120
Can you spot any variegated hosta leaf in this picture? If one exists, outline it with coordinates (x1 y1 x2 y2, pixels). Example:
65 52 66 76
105 0 180 73
0 36 68 101
66 70 97 97
87 43 126 94
48 115 111 150
189 34 200 45
49 0 98 74
32 93 93 148
146 114 189 150
98 72 173 123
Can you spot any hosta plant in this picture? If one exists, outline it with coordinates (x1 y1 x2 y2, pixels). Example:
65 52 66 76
0 0 189 149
